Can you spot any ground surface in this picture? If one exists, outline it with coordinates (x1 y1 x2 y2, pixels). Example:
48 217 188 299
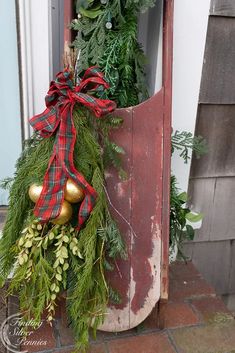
2 261 234 353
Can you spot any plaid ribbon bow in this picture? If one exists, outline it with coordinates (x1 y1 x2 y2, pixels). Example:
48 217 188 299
29 66 116 229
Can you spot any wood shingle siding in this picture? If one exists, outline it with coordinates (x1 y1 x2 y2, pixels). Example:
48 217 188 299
186 0 235 296
184 240 233 294
188 177 235 242
191 105 235 178
199 16 235 104
210 0 235 17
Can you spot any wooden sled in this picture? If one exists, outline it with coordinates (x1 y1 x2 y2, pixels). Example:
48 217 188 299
64 0 174 332
100 0 173 332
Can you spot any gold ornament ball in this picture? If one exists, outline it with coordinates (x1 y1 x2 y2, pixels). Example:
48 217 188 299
64 179 84 203
52 200 73 225
28 184 43 203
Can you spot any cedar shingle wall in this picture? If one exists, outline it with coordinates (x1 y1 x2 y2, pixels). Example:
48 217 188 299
184 1 235 295
210 0 235 17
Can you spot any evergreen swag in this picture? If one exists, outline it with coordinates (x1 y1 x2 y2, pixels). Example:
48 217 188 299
72 0 156 107
0 107 127 352
0 1 159 352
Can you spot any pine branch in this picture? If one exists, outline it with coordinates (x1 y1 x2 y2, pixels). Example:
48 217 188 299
72 0 156 107
171 130 207 163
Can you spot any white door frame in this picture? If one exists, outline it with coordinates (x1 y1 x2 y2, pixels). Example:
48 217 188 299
17 0 63 140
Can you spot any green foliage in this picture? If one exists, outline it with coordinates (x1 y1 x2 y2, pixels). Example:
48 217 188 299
0 134 53 281
97 115 127 179
170 130 206 258
185 212 203 223
125 0 156 12
8 222 55 321
72 1 124 74
170 175 203 257
171 130 207 163
71 0 155 107
98 18 148 107
97 219 127 259
66 120 111 351
0 107 126 352
108 286 122 304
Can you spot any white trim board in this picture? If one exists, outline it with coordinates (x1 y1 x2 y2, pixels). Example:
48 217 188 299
171 0 210 192
17 0 52 139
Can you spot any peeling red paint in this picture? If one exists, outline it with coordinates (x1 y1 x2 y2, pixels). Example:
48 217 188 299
130 96 163 314
105 91 164 315
131 260 153 313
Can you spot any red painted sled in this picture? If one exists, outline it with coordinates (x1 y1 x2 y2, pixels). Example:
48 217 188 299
64 0 174 332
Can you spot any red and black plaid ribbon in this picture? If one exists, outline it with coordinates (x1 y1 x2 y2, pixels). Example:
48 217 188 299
29 66 116 229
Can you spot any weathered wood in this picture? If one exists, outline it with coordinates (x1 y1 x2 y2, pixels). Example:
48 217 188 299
199 16 235 104
161 0 174 301
100 107 133 332
190 105 235 178
188 177 235 242
210 178 235 241
100 90 164 332
64 1 73 44
188 9 235 297
130 92 163 327
101 0 174 331
183 240 231 295
187 178 216 242
210 0 235 17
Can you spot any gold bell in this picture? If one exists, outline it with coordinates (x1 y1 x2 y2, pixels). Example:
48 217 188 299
64 179 84 203
51 200 73 225
28 184 43 203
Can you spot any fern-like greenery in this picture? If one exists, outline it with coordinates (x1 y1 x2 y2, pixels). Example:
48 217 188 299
71 0 156 107
171 130 207 164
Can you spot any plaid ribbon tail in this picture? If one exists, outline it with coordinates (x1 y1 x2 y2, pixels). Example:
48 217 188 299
34 103 97 229
57 103 97 229
30 67 116 229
